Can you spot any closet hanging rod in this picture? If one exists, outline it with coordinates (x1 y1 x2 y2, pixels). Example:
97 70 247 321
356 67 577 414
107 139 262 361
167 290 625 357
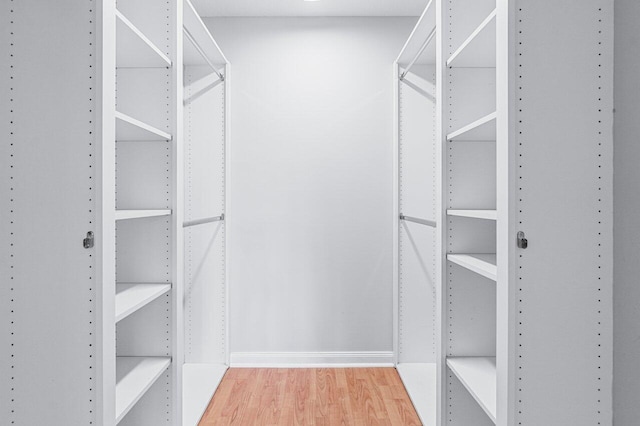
399 27 436 81
183 28 225 80
183 214 224 228
400 215 437 228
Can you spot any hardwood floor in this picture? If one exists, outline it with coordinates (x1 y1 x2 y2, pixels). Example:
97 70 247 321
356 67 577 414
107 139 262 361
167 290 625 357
198 368 422 425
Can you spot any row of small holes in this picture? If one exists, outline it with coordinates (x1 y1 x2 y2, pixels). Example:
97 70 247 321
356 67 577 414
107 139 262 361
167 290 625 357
8 1 16 423
87 0 97 423
163 1 172 420
220 79 227 359
186 71 193 358
447 1 454 421
398 80 405 357
595 4 605 425
515 5 525 424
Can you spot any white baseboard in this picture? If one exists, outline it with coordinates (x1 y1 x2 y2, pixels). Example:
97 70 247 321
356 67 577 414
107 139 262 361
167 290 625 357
230 351 394 368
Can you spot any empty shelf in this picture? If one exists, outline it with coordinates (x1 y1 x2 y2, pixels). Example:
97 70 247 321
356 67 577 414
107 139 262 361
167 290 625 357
447 9 496 68
116 112 172 141
116 356 171 423
115 283 171 323
183 363 228 426
446 357 497 423
183 0 228 68
116 10 171 68
447 112 496 141
397 363 437 426
115 210 172 221
447 254 497 281
447 210 497 220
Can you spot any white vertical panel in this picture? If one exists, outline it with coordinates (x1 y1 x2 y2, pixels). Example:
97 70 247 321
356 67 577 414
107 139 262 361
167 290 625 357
0 1 99 424
613 0 640 423
398 65 438 363
184 66 226 364
98 0 118 423
514 1 613 424
495 0 516 424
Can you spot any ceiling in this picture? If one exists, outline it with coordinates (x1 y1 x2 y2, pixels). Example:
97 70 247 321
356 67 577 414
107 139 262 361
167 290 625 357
192 0 429 17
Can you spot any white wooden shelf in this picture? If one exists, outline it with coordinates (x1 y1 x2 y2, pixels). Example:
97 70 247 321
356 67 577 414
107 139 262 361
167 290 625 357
447 112 496 141
115 283 171 323
447 9 496 68
116 357 171 423
397 363 436 426
116 10 172 68
115 210 172 221
183 363 228 426
183 0 228 69
447 210 497 221
116 111 172 142
446 357 497 423
447 254 497 281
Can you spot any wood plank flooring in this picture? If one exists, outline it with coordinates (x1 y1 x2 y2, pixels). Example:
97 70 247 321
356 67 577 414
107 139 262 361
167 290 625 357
198 368 422 425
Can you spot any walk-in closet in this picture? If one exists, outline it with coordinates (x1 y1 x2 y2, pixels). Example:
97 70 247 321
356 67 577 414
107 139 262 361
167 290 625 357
2 0 638 425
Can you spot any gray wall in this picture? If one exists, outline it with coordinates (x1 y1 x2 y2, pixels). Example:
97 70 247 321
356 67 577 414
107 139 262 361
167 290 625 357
614 0 640 423
206 17 414 358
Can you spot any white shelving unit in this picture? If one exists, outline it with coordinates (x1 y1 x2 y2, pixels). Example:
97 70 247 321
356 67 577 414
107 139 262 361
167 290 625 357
0 0 231 423
393 2 438 425
181 1 230 424
0 1 613 425
113 1 182 424
436 0 614 425
442 1 498 423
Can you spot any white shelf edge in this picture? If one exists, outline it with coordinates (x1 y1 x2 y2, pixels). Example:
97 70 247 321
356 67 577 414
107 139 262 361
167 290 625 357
183 363 228 426
115 283 171 323
115 111 172 141
446 357 497 423
115 209 172 221
447 254 497 281
447 209 497 221
116 357 171 423
447 111 497 141
115 10 172 67
446 9 497 67
183 0 229 65
395 0 436 65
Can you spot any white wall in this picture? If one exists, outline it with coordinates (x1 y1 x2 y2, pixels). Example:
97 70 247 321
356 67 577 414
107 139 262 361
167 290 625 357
613 0 640 423
206 17 415 360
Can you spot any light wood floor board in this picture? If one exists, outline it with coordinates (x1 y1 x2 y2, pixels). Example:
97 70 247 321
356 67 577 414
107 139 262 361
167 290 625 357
198 368 423 425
